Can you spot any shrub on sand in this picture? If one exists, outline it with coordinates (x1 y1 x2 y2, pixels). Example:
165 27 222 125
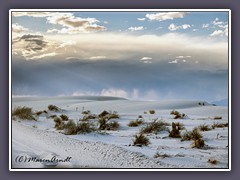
169 122 183 138
192 139 205 148
198 124 211 131
190 127 203 140
140 119 169 134
12 106 36 120
133 133 150 146
154 152 170 158
213 116 222 120
60 114 69 121
212 122 228 129
149 110 156 114
208 159 218 165
128 119 144 127
181 131 192 141
48 105 60 112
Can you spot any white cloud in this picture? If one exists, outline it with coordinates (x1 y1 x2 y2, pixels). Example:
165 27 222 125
45 13 106 34
89 56 107 60
140 57 152 64
140 57 152 60
137 18 146 21
168 59 178 64
28 52 57 60
12 23 29 33
65 57 82 60
168 23 191 31
146 12 187 21
12 12 69 17
128 26 144 31
210 30 224 37
168 24 178 31
202 24 209 28
213 18 224 26
182 24 191 29
193 29 198 32
176 55 191 58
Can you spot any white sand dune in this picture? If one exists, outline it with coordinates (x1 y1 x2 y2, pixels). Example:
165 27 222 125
11 96 229 169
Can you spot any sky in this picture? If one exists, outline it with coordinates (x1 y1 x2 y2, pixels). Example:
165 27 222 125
11 10 229 101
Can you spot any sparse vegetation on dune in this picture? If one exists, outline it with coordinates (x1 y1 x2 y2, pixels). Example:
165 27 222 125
149 110 156 114
198 124 211 131
98 116 119 131
60 114 69 121
181 131 192 141
80 114 97 121
35 111 44 116
190 127 203 140
170 110 187 119
82 110 91 115
213 116 222 120
128 119 144 127
12 106 36 120
154 152 170 158
48 104 60 112
54 117 64 130
181 127 204 143
140 118 169 134
169 122 184 138
133 133 150 146
212 122 228 129
192 139 205 149
97 110 120 131
208 159 218 165
49 115 57 119
61 120 96 135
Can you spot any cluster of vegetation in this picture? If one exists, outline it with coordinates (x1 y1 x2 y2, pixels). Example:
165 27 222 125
48 104 60 112
181 128 203 141
53 110 121 133
212 122 228 129
97 110 120 131
140 118 169 134
133 133 150 146
149 110 156 114
60 114 69 121
34 110 47 116
154 152 170 159
213 116 222 120
82 110 91 115
80 114 97 121
64 120 96 135
98 116 119 131
128 119 144 127
180 127 205 148
170 110 187 119
198 124 211 131
12 106 36 120
208 159 218 165
54 117 96 135
169 122 185 138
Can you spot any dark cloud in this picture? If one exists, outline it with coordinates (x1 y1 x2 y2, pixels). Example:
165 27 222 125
11 59 228 101
18 34 47 51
